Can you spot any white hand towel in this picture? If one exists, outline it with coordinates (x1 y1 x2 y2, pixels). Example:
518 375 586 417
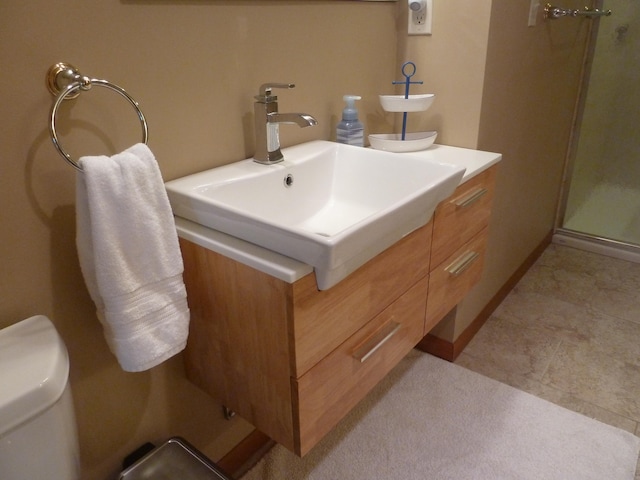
75 143 190 372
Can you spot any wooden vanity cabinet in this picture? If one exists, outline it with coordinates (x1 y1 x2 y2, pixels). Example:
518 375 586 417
179 164 498 457
425 166 497 330
181 223 432 456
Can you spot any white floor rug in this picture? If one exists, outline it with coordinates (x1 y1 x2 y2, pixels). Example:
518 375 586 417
242 351 640 480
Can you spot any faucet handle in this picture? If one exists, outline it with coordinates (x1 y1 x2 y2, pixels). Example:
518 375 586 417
259 83 295 96
256 83 295 103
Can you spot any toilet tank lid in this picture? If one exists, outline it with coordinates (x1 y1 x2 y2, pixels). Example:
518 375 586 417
0 315 70 437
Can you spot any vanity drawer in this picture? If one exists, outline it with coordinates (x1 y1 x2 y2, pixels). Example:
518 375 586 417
291 222 432 378
431 166 496 267
293 276 428 456
426 229 488 330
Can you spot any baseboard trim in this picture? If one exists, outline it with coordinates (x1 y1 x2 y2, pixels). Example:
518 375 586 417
218 429 274 478
417 231 552 362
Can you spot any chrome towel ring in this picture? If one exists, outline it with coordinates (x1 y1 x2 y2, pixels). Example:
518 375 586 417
46 62 149 172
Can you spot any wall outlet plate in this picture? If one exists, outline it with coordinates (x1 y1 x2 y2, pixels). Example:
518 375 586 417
408 0 432 36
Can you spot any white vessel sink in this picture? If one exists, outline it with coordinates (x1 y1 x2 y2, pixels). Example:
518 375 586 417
166 140 465 289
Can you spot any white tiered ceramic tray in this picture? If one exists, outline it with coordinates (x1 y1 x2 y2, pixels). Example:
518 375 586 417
369 131 437 153
379 94 435 112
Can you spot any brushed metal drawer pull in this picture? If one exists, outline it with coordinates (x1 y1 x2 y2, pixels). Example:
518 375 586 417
453 187 488 208
353 322 401 363
445 251 480 277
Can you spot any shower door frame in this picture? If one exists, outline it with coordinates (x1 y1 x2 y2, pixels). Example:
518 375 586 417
553 0 640 264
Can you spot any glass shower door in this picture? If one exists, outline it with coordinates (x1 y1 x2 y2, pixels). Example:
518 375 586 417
560 0 640 249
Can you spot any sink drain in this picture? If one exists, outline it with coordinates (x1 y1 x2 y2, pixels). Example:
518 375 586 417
283 174 294 187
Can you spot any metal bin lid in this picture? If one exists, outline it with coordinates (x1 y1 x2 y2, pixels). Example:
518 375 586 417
119 437 232 480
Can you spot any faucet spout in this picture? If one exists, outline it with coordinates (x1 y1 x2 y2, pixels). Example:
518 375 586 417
253 83 317 165
268 113 318 128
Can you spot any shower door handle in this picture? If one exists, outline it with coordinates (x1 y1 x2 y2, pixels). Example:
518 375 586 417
544 3 612 19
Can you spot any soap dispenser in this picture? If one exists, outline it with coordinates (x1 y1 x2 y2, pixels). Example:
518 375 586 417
336 95 364 147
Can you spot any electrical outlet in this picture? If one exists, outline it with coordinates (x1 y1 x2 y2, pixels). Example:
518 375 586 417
408 0 432 36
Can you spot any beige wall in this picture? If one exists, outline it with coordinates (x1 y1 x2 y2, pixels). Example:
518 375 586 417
1 2 399 478
0 0 589 478
439 0 591 339
398 0 493 148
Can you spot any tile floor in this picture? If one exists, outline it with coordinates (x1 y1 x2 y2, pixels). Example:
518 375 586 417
455 243 640 478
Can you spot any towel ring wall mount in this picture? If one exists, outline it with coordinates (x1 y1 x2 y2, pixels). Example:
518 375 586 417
46 62 149 172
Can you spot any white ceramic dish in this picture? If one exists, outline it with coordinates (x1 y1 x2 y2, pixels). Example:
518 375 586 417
379 94 435 112
369 131 438 153
165 140 463 289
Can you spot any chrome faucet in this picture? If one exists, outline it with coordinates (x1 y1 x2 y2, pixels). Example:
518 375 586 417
253 83 317 164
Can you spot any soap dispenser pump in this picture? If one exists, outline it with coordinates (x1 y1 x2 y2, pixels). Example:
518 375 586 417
336 95 364 147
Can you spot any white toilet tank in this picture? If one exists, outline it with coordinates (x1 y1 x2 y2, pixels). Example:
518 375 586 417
0 315 80 480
